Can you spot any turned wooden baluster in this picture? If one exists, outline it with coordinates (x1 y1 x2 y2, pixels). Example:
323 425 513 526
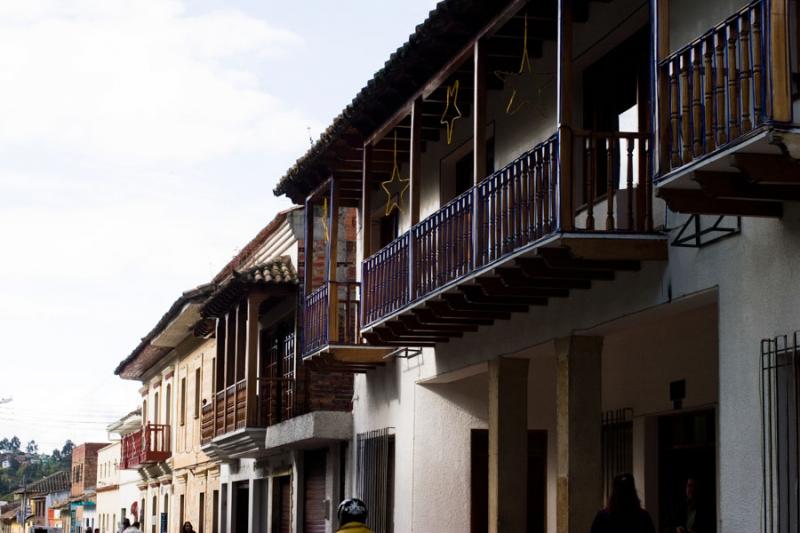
586 137 595 230
727 20 740 139
547 143 556 232
626 138 635 231
715 29 727 145
606 137 615 231
703 36 716 152
752 6 763 125
692 44 704 156
521 156 530 243
535 151 545 239
740 10 752 132
680 51 692 163
670 58 681 167
645 138 653 232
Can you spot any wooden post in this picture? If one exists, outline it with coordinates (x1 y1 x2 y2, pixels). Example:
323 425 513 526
769 0 791 123
304 197 315 296
362 143 373 260
656 0 671 173
557 0 574 231
410 98 423 226
327 179 340 342
473 39 487 268
244 294 264 427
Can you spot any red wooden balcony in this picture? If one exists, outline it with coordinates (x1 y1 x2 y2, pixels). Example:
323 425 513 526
120 423 170 469
361 130 666 342
656 0 800 217
301 280 391 369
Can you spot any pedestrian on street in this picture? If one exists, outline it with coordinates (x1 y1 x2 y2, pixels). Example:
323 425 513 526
182 521 197 533
336 498 374 533
590 473 655 533
122 519 142 533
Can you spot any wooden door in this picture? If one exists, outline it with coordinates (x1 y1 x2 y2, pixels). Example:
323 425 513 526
470 429 547 533
303 450 327 533
273 476 292 533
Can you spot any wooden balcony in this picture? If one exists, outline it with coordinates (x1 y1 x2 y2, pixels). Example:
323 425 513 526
656 0 800 217
301 280 392 369
120 423 170 469
361 130 667 342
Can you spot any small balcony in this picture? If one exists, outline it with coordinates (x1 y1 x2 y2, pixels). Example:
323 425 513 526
656 0 800 217
361 130 667 342
120 423 170 470
301 280 392 369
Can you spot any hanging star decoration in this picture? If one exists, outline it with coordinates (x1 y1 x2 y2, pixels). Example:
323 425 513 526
494 13 534 115
380 131 410 215
440 79 463 144
321 196 330 242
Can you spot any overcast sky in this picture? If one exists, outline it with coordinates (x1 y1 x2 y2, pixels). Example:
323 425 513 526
0 0 437 453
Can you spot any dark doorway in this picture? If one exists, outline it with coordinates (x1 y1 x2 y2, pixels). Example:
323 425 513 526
658 409 717 533
233 481 249 533
303 450 327 533
470 429 547 533
273 475 292 533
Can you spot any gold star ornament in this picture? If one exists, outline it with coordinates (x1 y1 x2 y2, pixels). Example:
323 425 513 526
494 13 533 115
381 131 410 216
440 79 463 144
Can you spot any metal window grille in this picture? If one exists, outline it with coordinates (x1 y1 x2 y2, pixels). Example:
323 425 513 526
761 332 800 533
602 408 633 503
356 428 395 533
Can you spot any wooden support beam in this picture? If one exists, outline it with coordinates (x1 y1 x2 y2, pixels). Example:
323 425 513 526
474 39 488 184
327 180 340 342
733 153 800 184
373 326 450 344
488 268 592 294
460 283 562 302
695 171 800 201
513 258 616 281
304 198 314 295
769 0 792 122
442 293 529 313
428 300 512 321
410 97 423 225
362 331 438 347
538 248 641 272
362 144 373 260
657 188 783 217
411 308 494 327
385 320 463 339
397 314 480 333
557 0 574 231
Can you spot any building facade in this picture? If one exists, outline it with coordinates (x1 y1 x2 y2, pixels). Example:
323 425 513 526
96 410 142 533
69 443 105 533
272 1 800 532
114 284 220 533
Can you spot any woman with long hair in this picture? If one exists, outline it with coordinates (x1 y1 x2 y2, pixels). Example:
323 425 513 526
181 522 197 533
590 473 655 533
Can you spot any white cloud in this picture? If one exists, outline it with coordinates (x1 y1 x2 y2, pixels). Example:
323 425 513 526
0 0 316 164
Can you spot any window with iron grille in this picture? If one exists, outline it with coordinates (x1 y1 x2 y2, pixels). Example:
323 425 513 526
356 428 395 533
761 332 800 532
261 319 296 425
602 408 633 503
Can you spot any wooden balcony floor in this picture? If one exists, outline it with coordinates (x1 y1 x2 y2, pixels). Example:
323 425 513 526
657 126 800 218
303 344 393 372
361 232 667 345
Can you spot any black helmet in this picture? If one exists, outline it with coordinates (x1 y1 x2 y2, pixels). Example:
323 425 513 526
337 498 368 525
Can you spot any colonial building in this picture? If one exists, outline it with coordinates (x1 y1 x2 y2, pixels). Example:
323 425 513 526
199 207 354 533
273 0 800 532
114 283 220 533
96 409 143 533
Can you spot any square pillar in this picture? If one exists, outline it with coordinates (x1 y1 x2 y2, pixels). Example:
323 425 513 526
488 357 530 533
555 336 603 533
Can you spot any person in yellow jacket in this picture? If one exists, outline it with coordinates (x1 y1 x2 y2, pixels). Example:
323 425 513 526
336 498 375 533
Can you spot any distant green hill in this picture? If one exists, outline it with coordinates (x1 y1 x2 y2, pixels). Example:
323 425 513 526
0 438 75 499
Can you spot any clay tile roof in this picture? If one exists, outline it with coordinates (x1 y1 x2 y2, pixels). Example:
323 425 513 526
14 471 70 496
202 256 299 318
273 0 516 203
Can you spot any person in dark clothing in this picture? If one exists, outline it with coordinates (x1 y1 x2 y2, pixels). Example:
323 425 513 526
182 522 197 533
591 473 655 533
674 478 714 533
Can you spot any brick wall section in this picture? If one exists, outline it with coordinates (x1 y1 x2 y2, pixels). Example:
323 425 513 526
70 443 106 497
294 362 353 415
